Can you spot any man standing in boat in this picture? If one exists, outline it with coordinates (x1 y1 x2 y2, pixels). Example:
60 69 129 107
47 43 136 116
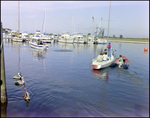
107 43 111 58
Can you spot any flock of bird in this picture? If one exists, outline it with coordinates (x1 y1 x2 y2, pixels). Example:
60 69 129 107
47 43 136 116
13 72 30 101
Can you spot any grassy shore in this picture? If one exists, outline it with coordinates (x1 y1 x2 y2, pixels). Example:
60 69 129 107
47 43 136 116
105 38 149 43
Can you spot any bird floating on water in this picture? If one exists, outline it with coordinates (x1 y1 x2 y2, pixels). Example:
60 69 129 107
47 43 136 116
13 72 22 80
14 76 25 85
24 90 30 100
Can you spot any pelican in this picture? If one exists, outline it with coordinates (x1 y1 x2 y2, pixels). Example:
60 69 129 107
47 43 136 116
14 76 25 85
13 72 22 80
24 90 30 100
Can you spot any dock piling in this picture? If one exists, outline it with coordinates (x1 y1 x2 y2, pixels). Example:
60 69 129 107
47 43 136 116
1 22 7 104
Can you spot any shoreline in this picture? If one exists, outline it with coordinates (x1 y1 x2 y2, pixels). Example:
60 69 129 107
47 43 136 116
105 38 149 44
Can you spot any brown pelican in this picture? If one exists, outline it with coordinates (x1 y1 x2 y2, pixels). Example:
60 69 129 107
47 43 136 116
14 76 25 85
13 72 22 80
24 90 30 100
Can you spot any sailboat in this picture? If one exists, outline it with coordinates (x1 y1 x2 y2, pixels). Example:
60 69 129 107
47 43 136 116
70 16 85 44
12 1 23 42
40 9 52 43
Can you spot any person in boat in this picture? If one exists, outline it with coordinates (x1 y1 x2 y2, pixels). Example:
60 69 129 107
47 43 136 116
103 52 109 61
117 55 124 66
107 43 111 57
102 49 107 55
97 53 103 62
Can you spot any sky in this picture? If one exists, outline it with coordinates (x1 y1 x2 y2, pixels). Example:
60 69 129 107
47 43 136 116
1 1 149 38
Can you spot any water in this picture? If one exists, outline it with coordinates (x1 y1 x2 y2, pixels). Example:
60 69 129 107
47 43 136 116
2 40 149 117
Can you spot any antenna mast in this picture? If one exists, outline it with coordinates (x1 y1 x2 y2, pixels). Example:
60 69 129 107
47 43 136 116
18 1 20 34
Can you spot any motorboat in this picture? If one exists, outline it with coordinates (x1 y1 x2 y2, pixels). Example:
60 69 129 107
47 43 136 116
41 33 52 43
92 48 116 69
93 38 107 44
29 38 49 50
71 33 85 44
111 56 129 69
58 32 73 44
21 32 29 41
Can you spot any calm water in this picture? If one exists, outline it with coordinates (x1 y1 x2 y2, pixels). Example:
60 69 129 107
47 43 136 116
2 40 149 117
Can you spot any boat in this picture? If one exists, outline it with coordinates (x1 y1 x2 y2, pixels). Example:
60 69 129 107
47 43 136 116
58 32 74 44
111 56 129 69
21 32 29 41
29 37 49 50
86 35 94 44
92 17 107 44
40 9 53 43
12 1 23 42
92 48 115 69
71 33 85 44
11 33 23 42
41 33 52 43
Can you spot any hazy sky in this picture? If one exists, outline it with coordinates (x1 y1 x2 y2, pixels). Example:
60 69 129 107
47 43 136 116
1 1 149 38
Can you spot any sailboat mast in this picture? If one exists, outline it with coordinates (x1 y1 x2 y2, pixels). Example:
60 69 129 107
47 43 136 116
72 16 76 34
107 1 111 38
44 9 46 33
18 1 20 34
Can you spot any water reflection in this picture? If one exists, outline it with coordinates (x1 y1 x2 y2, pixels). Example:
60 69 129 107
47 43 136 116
58 43 107 54
92 67 111 83
144 50 148 53
24 99 30 107
29 48 48 60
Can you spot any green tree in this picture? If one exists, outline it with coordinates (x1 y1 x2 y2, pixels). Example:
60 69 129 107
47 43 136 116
113 35 115 38
120 35 123 38
87 33 91 36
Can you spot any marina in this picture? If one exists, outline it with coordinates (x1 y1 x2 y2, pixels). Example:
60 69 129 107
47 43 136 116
1 1 149 117
1 39 149 117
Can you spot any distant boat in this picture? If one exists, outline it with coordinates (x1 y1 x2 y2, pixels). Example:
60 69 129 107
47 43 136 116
71 33 85 44
87 35 94 44
41 33 52 43
12 1 23 42
58 32 73 44
21 32 29 41
40 9 53 43
92 17 107 44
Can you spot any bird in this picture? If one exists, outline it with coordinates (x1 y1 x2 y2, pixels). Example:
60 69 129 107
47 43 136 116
24 90 30 100
14 76 25 85
13 72 22 80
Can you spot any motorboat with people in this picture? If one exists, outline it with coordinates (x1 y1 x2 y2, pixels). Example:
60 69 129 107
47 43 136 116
111 56 129 69
92 48 116 69
29 36 49 50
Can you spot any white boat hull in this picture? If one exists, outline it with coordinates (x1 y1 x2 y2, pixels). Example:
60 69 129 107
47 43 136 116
12 37 23 42
59 38 74 44
29 42 48 50
92 56 115 69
